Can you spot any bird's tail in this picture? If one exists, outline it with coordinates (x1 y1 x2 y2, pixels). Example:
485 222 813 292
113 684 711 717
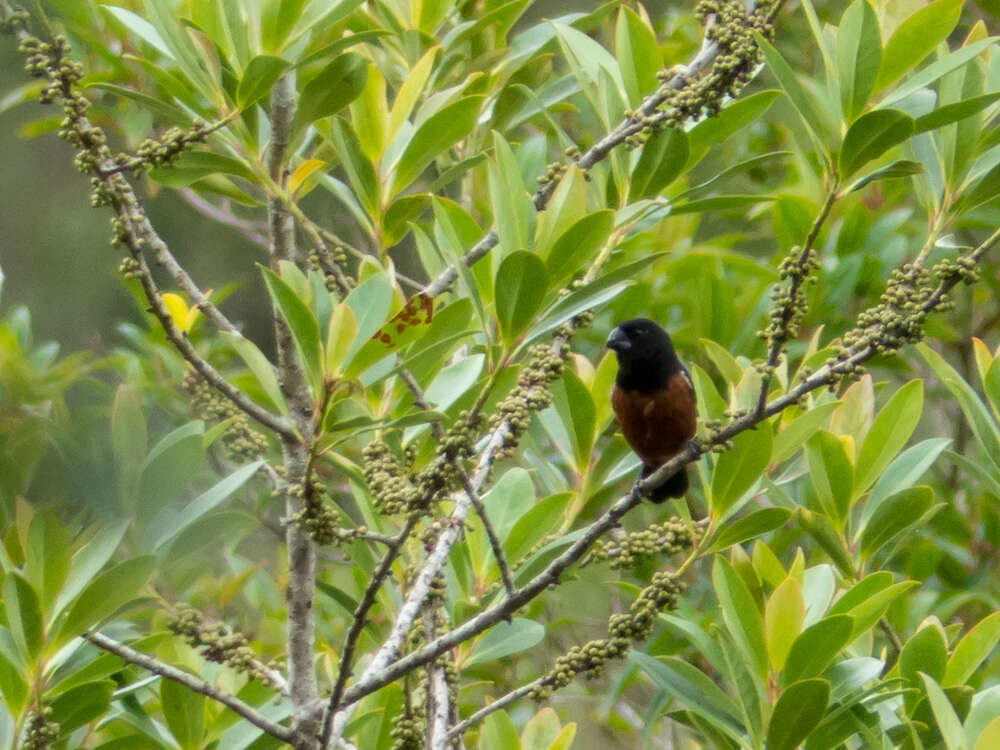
641 464 689 503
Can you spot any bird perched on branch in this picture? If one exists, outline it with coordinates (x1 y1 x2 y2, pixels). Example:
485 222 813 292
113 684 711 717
606 318 697 502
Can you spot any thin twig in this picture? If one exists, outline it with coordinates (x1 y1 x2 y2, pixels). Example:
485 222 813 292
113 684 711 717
120 229 297 439
330 229 1000 714
83 631 294 743
179 188 270 249
320 516 419 746
446 679 544 741
755 183 839 415
399 369 517 597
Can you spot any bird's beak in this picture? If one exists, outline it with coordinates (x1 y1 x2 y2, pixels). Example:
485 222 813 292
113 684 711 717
606 326 630 352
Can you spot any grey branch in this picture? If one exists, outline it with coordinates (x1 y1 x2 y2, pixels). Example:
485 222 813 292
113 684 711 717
83 631 293 743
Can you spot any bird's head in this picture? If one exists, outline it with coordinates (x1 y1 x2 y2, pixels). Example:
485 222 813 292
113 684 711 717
606 318 679 388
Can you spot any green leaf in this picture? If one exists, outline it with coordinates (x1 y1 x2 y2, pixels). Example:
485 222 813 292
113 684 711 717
327 118 379 217
862 438 950 528
711 508 792 552
102 5 173 59
843 159 924 193
26 511 70 614
767 679 831 750
838 108 915 178
629 651 746 739
881 37 998 108
765 576 805 672
806 430 854 524
343 270 393 362
710 424 773 519
325 303 358 378
504 492 570 563
260 265 324 395
550 370 597 471
221 332 288 415
48 680 115 735
629 128 689 200
161 676 205 750
150 460 264 549
772 402 840 463
756 34 834 153
147 150 257 188
943 610 1000 686
494 251 548 344
111 384 147 501
975 718 1000 750
687 90 780 161
54 520 130 618
296 53 368 128
615 7 660 106
490 131 536 256
390 96 483 196
669 195 776 215
837 0 882 121
917 343 1000 470
875 0 963 92
713 558 768 678
854 379 923 493
237 55 291 109
523 254 666 347
900 624 948 686
482 710 520 750
796 509 855 578
5 573 42 662
839 580 918 637
466 618 545 667
544 210 614 287
920 673 968 750
783 615 854 684
55 556 156 645
915 93 1000 134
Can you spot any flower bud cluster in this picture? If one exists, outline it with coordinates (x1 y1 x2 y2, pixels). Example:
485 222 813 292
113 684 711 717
590 518 697 569
167 604 280 687
829 262 938 376
531 570 684 699
627 0 775 148
182 368 269 460
490 340 570 453
22 707 59 750
758 245 821 350
362 440 421 515
286 481 350 546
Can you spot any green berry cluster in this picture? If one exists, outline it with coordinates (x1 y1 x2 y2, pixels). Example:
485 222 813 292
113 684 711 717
307 248 349 293
624 0 775 149
490 340 570 453
826 260 952 380
286 481 347 546
22 707 59 750
167 604 280 687
362 440 421 515
590 518 697 569
183 368 269 460
126 122 209 173
389 714 423 750
0 8 29 34
531 571 684 699
414 412 482 504
758 245 821 350
118 257 142 279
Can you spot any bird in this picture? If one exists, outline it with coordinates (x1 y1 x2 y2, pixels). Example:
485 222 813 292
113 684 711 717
606 318 697 502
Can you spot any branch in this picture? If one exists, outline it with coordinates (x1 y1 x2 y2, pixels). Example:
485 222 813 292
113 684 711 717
120 230 297 439
420 11 731 300
266 70 322 747
428 663 451 750
755 182 838 415
445 679 543 741
83 631 293 743
331 227 1000 715
179 188 270 249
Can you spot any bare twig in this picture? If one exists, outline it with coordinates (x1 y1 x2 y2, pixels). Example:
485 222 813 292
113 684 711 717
179 188 270 249
755 183 839 415
446 679 544 741
266 71 322 749
84 631 294 743
119 230 297 439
